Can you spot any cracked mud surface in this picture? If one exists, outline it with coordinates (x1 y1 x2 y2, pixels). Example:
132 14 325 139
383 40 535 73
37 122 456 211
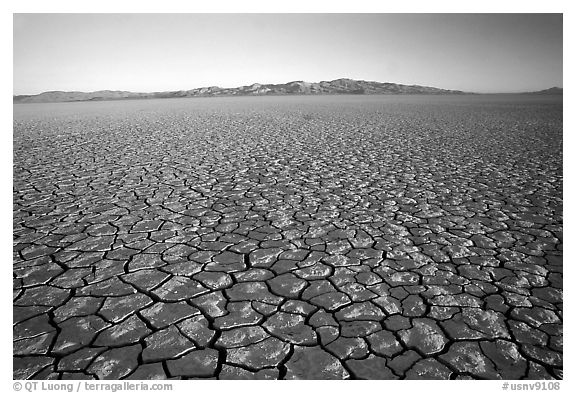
13 95 562 380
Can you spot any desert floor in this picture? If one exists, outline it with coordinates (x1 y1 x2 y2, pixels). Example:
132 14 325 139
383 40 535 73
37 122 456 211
13 95 563 380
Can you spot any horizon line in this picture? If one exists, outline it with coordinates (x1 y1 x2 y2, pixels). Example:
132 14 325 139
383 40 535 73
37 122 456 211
13 77 563 97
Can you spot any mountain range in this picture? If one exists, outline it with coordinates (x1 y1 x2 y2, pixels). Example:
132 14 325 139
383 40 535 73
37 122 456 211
13 79 563 104
528 87 563 95
14 78 469 103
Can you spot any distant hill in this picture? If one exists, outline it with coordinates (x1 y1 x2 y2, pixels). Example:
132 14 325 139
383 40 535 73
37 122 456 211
13 78 468 103
528 87 563 95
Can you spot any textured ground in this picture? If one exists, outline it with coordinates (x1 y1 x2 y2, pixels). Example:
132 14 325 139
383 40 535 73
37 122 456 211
13 95 563 380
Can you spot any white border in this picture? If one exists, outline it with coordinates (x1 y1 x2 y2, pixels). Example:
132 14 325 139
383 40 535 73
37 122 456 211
3 1 572 391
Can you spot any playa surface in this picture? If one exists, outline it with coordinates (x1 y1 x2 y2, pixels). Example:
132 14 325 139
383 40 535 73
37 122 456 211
13 95 562 380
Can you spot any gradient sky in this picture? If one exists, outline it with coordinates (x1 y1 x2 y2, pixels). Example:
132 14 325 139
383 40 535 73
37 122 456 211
13 13 562 95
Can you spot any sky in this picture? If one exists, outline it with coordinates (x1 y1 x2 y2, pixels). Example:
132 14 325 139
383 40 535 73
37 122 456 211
13 13 563 95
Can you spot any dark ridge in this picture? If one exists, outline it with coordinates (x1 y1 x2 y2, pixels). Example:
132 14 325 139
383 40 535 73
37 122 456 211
527 87 563 95
13 78 470 103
